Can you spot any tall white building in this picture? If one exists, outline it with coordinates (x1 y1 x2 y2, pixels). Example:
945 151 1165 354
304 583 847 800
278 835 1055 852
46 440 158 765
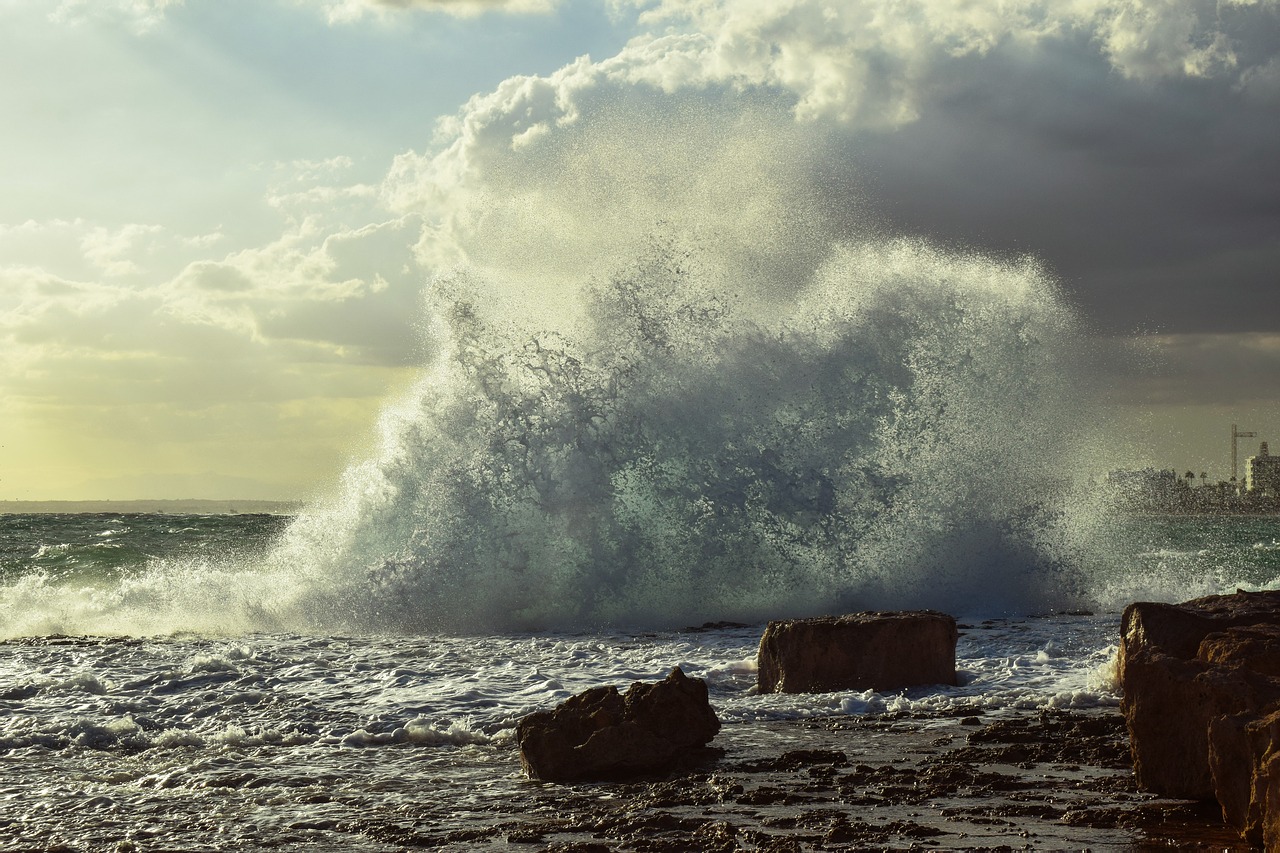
1246 442 1280 496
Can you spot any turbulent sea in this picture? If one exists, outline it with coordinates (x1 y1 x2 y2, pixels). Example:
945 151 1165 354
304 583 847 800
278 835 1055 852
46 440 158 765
4 189 1279 847
1 511 1278 849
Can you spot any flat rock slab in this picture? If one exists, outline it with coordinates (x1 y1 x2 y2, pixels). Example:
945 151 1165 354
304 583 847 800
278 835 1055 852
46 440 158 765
757 611 958 694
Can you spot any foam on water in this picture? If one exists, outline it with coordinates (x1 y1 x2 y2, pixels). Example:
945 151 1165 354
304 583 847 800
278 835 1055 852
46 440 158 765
0 619 1116 757
0 615 1129 847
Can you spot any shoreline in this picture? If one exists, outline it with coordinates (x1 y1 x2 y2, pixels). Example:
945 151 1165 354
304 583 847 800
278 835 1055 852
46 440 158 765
413 709 1245 851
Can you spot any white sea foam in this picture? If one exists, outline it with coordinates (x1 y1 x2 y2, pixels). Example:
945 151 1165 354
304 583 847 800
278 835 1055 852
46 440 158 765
0 618 1120 762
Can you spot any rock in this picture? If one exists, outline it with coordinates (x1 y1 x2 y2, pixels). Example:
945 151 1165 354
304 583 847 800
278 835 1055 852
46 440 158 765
1261 752 1280 851
756 611 957 694
1122 646 1280 798
1209 707 1280 848
1119 592 1280 801
1118 590 1280 681
1120 589 1280 850
1208 712 1257 839
1201 624 1280 844
1199 624 1280 677
517 667 721 783
1208 709 1280 846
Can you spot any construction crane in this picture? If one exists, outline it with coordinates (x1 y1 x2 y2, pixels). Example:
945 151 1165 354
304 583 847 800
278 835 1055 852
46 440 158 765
1232 423 1258 485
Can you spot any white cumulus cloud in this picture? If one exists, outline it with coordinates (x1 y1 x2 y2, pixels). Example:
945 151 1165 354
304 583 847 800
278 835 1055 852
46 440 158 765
49 0 185 30
307 0 562 24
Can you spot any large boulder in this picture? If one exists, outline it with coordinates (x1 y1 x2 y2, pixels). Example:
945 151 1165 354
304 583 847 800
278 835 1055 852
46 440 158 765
1121 644 1280 798
516 667 721 783
757 611 958 694
1208 708 1280 847
1119 592 1280 800
1119 590 1280 681
1120 590 1280 847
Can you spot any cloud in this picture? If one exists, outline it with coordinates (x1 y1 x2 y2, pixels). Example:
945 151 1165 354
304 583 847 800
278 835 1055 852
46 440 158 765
365 0 1275 335
80 224 165 277
0 219 226 286
1103 332 1280 407
617 0 1280 125
11 0 1279 498
383 0 1280 202
49 0 185 31
1 209 426 424
308 0 562 24
0 240 417 499
41 0 563 32
265 157 367 206
26 0 1275 353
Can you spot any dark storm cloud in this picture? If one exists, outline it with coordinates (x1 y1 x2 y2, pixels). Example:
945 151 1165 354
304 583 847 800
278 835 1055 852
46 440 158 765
847 33 1280 335
1136 334 1280 406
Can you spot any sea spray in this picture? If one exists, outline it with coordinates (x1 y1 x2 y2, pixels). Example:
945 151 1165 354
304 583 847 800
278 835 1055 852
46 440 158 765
267 231 1098 632
0 94 1122 636
0 230 1111 637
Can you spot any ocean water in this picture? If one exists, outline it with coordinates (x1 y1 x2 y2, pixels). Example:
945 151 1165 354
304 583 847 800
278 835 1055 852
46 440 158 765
3 237 1280 846
1 511 1278 848
3 130 1277 846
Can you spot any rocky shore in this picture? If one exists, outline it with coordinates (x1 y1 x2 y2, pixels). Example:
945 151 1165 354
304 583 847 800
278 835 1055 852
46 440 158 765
344 707 1243 851
434 607 1251 851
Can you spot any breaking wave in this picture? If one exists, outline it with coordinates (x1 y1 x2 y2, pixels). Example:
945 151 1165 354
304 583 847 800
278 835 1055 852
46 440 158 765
266 231 1101 632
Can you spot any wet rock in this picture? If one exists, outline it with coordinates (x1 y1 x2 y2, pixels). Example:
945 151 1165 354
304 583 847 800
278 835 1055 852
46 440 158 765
682 621 750 633
517 667 721 783
1198 624 1280 846
1122 638 1280 799
1208 706 1280 848
1199 623 1280 676
1261 753 1280 851
756 611 958 694
1208 711 1263 845
482 709 1235 851
1119 592 1280 801
1118 590 1280 679
1120 589 1280 851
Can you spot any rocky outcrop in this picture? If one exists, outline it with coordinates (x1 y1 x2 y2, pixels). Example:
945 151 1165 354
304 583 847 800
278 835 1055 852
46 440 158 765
516 667 721 783
1206 708 1280 847
1119 591 1280 681
1118 590 1280 845
1121 642 1280 798
757 611 958 694
1199 623 1280 676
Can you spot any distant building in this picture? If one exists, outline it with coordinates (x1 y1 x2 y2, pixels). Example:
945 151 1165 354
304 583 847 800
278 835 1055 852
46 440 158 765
1246 442 1280 497
1107 468 1182 510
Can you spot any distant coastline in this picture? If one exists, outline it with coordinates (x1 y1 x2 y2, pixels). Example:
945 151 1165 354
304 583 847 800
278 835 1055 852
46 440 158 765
0 499 304 515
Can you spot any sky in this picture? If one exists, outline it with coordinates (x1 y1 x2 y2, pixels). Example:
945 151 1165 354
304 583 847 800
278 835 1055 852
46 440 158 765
1 0 1278 500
